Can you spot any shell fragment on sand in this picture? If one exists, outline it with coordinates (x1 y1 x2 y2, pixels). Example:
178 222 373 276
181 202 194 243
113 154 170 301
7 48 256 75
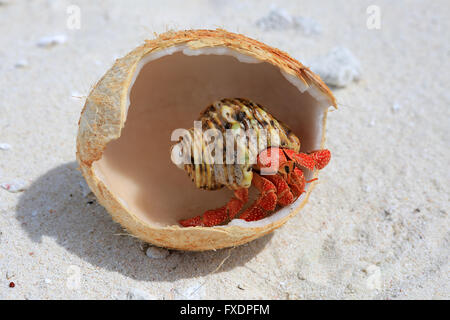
310 47 361 87
1 180 27 193
293 16 322 35
145 246 170 259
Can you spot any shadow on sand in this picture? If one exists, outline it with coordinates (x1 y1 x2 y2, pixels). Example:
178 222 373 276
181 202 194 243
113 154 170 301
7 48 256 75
16 162 272 282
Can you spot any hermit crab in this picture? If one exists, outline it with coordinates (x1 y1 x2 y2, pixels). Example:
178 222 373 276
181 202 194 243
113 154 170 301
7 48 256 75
76 29 336 251
172 98 331 227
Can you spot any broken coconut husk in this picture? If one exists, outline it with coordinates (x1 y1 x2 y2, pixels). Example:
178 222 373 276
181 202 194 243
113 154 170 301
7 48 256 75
76 29 336 251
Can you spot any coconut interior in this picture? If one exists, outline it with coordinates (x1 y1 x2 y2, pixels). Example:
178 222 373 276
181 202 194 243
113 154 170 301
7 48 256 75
92 46 330 227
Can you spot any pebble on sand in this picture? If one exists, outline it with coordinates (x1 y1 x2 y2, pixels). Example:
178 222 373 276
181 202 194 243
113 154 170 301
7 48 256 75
15 59 29 68
37 34 67 48
145 246 170 259
0 143 11 150
310 47 361 87
365 265 382 290
392 102 402 113
126 288 157 300
79 180 92 197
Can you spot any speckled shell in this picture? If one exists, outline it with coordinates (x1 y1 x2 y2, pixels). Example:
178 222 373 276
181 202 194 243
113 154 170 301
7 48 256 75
76 29 336 251
175 98 301 191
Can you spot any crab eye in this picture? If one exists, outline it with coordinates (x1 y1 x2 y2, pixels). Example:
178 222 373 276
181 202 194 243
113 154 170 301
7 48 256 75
236 111 246 122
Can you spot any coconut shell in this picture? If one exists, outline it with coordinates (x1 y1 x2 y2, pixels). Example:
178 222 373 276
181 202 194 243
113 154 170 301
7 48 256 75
76 29 336 251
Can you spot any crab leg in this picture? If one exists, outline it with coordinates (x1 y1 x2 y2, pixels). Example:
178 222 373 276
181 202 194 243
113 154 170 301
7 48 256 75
179 188 248 227
287 167 306 200
308 149 331 169
256 147 288 174
179 149 330 226
239 173 277 222
283 148 331 170
265 174 294 206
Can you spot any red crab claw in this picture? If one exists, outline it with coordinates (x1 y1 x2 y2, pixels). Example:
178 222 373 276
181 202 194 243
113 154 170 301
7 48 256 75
179 188 249 227
308 149 331 170
239 173 277 222
256 147 288 174
282 149 315 171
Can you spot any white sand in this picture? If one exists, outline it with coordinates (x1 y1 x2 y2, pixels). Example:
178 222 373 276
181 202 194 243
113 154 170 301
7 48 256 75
0 0 449 299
